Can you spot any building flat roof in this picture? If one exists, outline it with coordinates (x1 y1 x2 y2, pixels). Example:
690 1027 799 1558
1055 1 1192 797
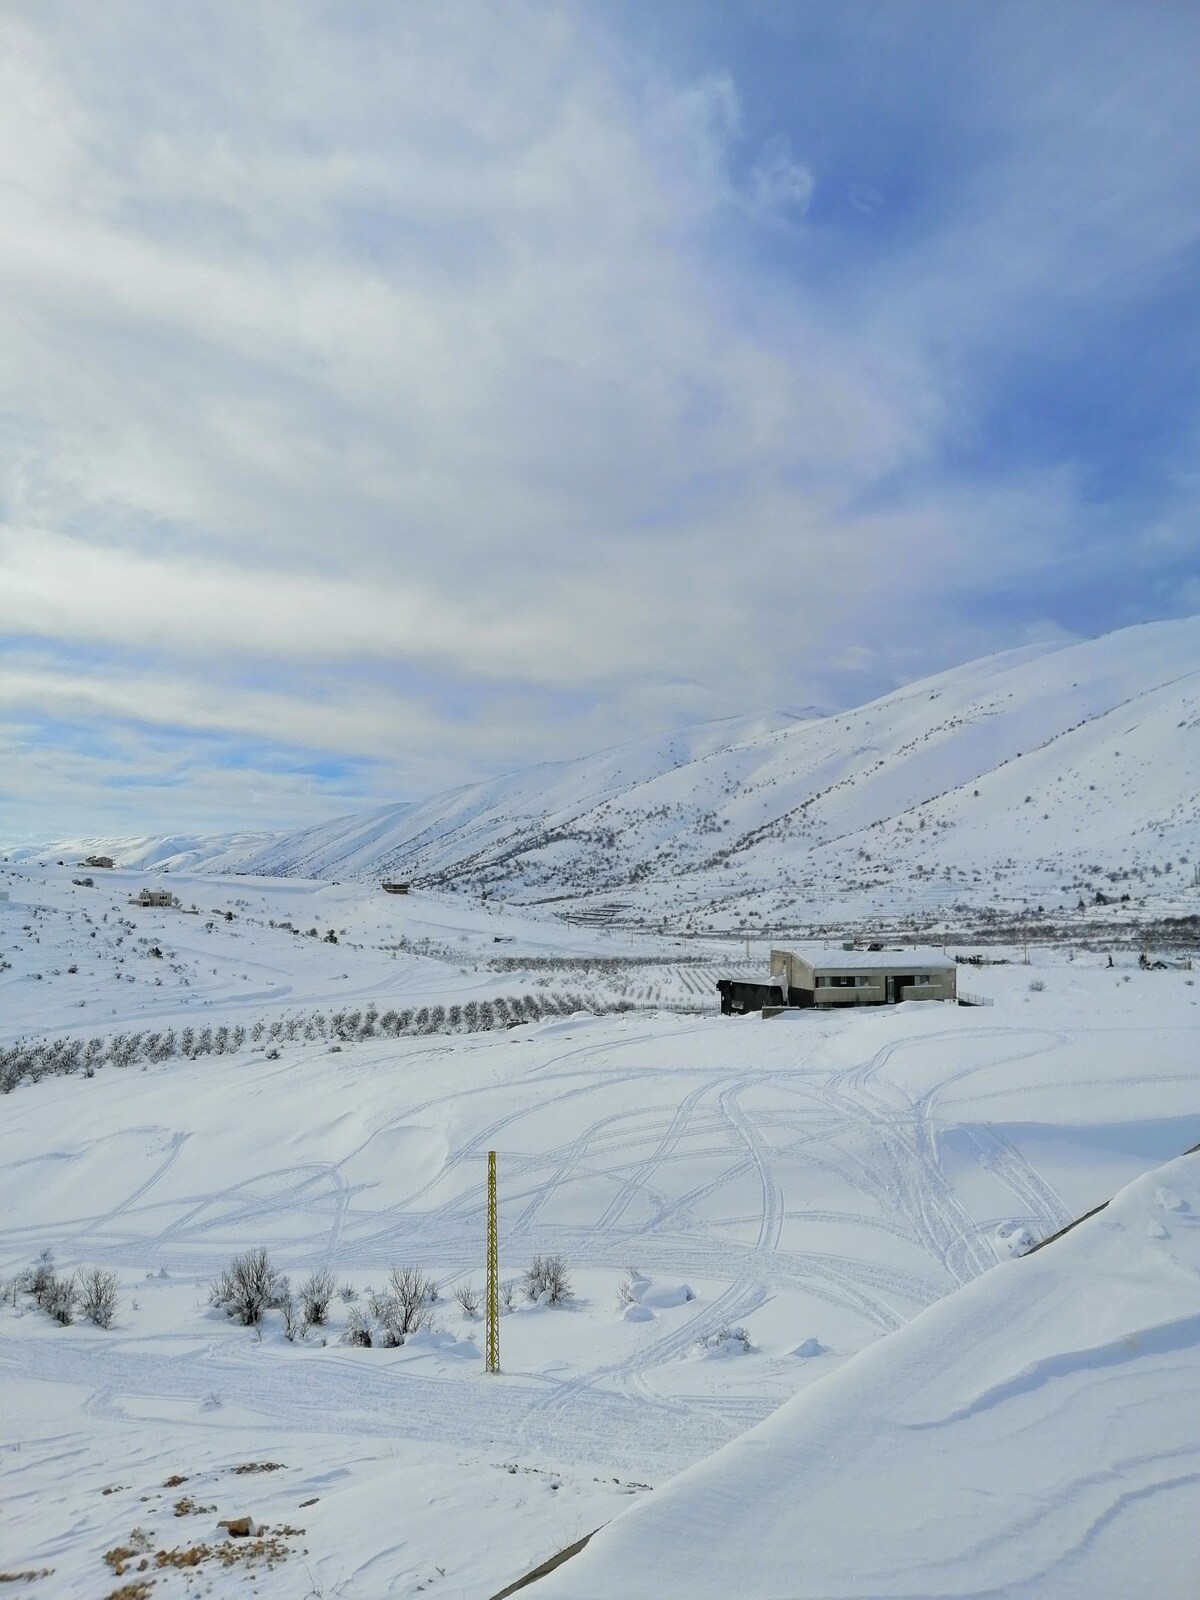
776 944 957 972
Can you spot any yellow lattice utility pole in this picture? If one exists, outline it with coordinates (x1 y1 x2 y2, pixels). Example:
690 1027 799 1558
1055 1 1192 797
485 1150 499 1373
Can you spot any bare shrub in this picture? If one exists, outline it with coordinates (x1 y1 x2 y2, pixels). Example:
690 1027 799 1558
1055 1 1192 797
522 1254 572 1305
280 1295 302 1341
30 1251 57 1305
341 1307 373 1347
299 1267 336 1327
382 1266 436 1341
210 1248 284 1327
76 1266 119 1328
454 1281 481 1317
339 1281 358 1304
500 1278 515 1311
44 1273 78 1325
1028 978 1046 993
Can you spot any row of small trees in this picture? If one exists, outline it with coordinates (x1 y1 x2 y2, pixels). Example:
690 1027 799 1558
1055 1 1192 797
0 992 635 1092
3 1252 119 1328
209 1248 573 1349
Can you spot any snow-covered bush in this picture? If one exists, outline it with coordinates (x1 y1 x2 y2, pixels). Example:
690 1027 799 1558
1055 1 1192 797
341 1307 372 1347
1028 978 1046 992
210 1248 286 1327
41 1272 79 1325
76 1266 119 1328
694 1324 753 1356
299 1267 336 1327
523 1254 572 1305
29 1251 57 1305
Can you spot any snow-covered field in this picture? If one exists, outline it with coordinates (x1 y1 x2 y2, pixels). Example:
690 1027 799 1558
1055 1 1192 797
538 1147 1200 1600
0 867 740 1062
2 860 1197 1596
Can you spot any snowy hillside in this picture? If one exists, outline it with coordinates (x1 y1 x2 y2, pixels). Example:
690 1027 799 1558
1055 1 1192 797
234 617 1200 926
8 618 1199 930
535 1147 1200 1600
3 831 276 873
225 706 822 884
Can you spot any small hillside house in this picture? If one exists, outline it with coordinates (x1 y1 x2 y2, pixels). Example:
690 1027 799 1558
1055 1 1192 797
382 881 411 895
134 888 175 908
769 946 957 1007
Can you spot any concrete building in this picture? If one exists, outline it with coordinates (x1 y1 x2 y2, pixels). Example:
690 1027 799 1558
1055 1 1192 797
769 945 957 1007
717 977 785 1015
133 888 174 909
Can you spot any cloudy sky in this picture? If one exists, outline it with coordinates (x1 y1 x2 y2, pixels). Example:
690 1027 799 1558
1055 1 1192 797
3 1 1199 841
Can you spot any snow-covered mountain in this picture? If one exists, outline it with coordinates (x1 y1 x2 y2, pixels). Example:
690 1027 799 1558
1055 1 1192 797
2 831 276 873
236 617 1199 923
12 618 1199 927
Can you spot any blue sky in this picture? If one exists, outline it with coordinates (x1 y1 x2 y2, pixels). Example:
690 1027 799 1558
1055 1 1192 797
2 0 1198 840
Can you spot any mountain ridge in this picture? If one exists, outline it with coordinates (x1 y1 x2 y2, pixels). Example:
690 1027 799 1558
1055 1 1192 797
9 619 1198 928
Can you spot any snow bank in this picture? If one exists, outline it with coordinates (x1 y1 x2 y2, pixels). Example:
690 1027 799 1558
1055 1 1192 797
534 1151 1200 1599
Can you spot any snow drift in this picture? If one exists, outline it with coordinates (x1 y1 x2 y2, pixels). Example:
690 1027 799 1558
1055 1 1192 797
533 1150 1200 1599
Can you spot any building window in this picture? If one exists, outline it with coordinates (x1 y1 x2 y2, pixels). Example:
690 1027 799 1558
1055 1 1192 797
817 974 858 988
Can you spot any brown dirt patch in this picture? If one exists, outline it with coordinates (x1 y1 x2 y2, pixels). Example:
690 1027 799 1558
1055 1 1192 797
103 1532 153 1577
172 1497 215 1518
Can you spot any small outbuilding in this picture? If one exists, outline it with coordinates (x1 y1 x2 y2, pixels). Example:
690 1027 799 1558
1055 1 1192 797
84 855 115 869
717 977 785 1016
769 945 957 1007
382 881 411 895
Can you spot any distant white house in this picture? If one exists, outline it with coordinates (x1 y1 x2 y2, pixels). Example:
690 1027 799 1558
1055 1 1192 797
133 888 175 909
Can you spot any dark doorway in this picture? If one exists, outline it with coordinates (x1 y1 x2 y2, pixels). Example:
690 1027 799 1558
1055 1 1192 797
886 975 916 1004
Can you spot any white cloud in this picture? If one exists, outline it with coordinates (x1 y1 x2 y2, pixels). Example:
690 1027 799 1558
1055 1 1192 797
746 135 815 221
1 1 1196 837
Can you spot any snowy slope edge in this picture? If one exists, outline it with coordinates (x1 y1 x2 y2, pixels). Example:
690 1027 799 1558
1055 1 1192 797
531 1148 1200 1600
